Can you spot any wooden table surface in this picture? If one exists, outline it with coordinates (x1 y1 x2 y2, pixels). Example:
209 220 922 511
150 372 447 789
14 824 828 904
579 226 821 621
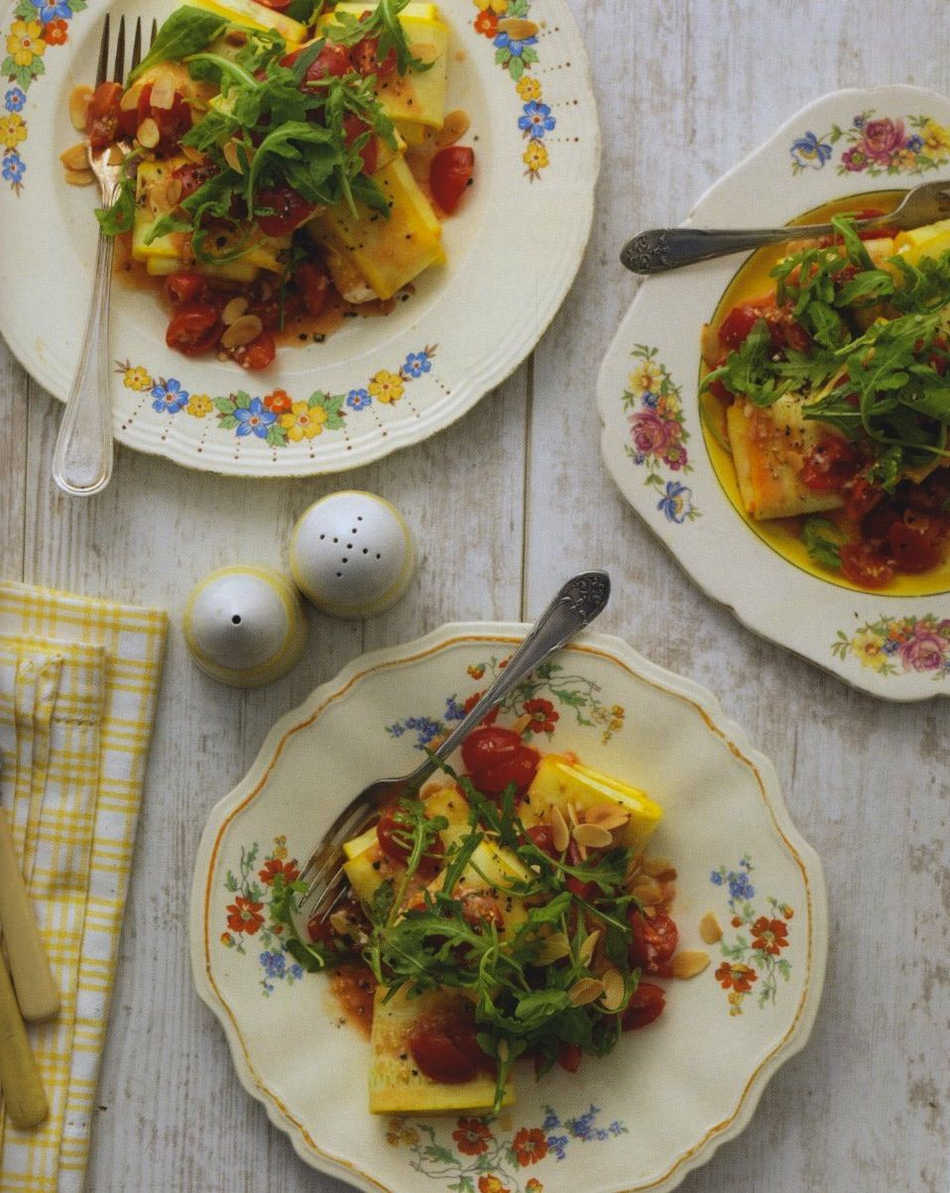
2 1 948 1190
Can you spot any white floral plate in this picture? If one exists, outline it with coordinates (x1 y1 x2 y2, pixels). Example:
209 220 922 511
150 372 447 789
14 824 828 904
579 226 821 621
190 624 827 1193
597 85 950 702
0 0 598 475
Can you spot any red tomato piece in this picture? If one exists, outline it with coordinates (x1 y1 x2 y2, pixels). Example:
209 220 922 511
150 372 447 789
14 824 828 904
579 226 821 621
888 516 945 573
375 808 444 877
840 541 896 589
351 35 397 78
566 876 599 900
254 186 315 236
343 113 378 175
294 261 331 317
621 982 666 1031
524 823 557 857
800 436 860 491
474 745 539 796
557 1042 583 1073
165 303 220 356
628 910 678 975
459 892 504 931
87 81 123 149
408 1009 488 1084
171 160 218 200
843 475 884 522
256 0 292 9
718 304 762 349
285 41 353 81
429 146 475 214
461 726 521 775
165 271 206 304
229 331 277 371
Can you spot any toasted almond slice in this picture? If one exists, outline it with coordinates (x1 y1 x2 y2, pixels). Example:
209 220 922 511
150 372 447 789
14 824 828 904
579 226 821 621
573 822 613 849
549 806 570 853
631 876 664 905
164 176 183 206
600 967 625 1011
497 17 539 38
63 168 95 186
69 84 93 131
671 950 710 979
643 856 677 880
181 144 206 164
568 977 604 1007
60 142 90 171
699 913 722 944
585 804 631 832
120 83 142 112
149 69 177 111
535 932 571 964
137 117 160 149
221 314 263 349
107 144 126 167
578 929 601 967
434 108 470 149
660 881 677 905
566 801 579 826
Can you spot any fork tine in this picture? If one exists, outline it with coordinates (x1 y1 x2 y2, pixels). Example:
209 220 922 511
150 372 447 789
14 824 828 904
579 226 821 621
150 17 158 46
129 16 143 73
94 13 110 88
303 867 346 919
112 14 126 85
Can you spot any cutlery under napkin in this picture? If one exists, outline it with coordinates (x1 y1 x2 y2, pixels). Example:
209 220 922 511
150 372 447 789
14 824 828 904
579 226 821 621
0 580 166 1193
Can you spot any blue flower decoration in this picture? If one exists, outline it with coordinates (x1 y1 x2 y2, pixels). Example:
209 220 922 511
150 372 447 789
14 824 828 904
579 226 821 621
402 351 431 378
853 114 866 128
641 390 659 409
443 694 466 721
260 950 286 979
31 0 72 21
494 30 537 56
657 480 692 524
546 1134 569 1161
4 88 26 113
234 397 276 438
728 870 755 902
346 387 371 411
403 715 443 746
542 1107 560 1131
790 130 832 170
907 134 924 152
2 152 25 184
518 100 556 140
710 870 724 885
150 378 189 414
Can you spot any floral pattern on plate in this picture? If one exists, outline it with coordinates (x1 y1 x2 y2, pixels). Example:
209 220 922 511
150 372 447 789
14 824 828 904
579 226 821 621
790 110 950 176
117 345 436 446
621 345 699 524
831 613 950 679
470 0 556 180
388 1104 627 1193
710 856 793 1015
2 0 83 194
386 656 626 747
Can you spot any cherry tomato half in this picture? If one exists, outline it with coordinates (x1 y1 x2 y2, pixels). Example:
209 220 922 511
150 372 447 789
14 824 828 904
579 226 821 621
172 160 218 201
294 261 331 317
429 146 475 214
718 304 762 349
409 1008 489 1084
475 745 539 796
87 81 123 150
343 113 378 175
229 331 277 371
285 41 353 81
839 541 896 589
524 823 557 857
628 909 678 976
888 516 945 573
557 1042 583 1073
254 186 315 237
376 808 444 877
461 726 521 775
165 303 220 356
351 35 397 78
165 271 206 305
800 436 859 492
621 982 666 1031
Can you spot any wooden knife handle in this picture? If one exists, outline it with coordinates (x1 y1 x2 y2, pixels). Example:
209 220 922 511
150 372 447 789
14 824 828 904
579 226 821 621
0 952 47 1128
0 809 59 1021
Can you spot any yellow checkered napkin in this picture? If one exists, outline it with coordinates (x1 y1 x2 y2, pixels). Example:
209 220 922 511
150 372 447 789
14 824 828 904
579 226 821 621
0 581 166 1193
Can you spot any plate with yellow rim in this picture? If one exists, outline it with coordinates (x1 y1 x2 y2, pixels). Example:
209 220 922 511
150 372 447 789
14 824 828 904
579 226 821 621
597 85 950 702
189 623 827 1193
0 0 598 475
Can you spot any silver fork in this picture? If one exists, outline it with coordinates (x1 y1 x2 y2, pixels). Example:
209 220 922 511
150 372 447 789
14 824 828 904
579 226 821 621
295 572 612 927
52 15 146 496
621 178 950 273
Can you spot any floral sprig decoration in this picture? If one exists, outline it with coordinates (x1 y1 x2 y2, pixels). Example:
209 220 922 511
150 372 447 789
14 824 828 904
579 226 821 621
2 0 84 194
710 855 793 1015
790 111 950 177
831 613 950 679
622 345 699 523
222 837 306 995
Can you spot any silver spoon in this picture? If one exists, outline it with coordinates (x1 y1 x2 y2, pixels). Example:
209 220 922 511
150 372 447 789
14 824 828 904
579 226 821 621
295 571 611 922
620 178 950 274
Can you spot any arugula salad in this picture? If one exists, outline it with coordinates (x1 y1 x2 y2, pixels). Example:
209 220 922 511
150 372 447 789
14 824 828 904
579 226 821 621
701 212 950 590
271 724 706 1116
67 0 474 369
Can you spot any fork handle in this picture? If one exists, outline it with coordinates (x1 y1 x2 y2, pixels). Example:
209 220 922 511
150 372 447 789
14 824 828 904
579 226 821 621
411 572 611 783
52 227 115 496
620 223 845 274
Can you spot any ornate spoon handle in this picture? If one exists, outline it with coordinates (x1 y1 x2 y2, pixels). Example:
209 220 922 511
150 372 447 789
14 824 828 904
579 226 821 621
620 223 843 274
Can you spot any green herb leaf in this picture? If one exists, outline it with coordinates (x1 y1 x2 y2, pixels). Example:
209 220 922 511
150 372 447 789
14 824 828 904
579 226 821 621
128 5 227 82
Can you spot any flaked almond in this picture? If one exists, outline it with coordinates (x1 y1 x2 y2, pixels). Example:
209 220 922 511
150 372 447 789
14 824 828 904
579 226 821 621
222 297 249 326
181 143 206 164
137 117 160 148
631 876 664 905
120 83 143 112
566 801 579 826
164 176 183 206
60 142 90 171
549 805 570 853
220 313 263 349
643 856 677 880
223 138 254 173
671 950 710 979
578 929 601 967
497 17 538 38
69 84 93 131
660 881 677 904
107 144 126 167
573 822 613 850
535 932 570 964
63 168 95 186
149 69 177 111
434 108 470 149
600 967 625 1011
699 912 722 944
568 977 604 1007
585 804 630 832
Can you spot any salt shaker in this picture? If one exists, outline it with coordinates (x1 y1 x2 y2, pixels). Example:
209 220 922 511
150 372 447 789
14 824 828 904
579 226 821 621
183 565 308 687
289 491 415 618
